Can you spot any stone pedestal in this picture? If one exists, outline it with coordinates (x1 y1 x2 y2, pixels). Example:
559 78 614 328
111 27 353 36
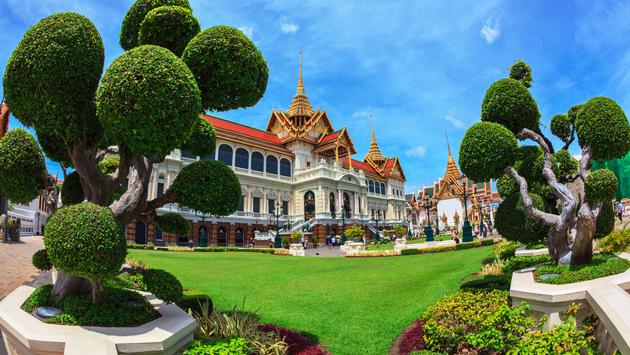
341 242 365 256
288 243 305 256
394 238 407 247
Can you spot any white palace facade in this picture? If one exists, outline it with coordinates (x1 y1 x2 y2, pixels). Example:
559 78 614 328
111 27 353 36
125 57 407 246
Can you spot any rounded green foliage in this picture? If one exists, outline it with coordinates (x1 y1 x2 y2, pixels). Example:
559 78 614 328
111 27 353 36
138 6 200 57
96 45 201 157
481 78 540 134
182 26 269 111
459 122 519 181
0 129 47 203
156 212 190 236
553 149 578 178
509 59 533 88
595 203 615 239
585 169 617 203
496 174 518 198
61 171 84 206
32 249 52 271
3 12 104 139
169 160 241 215
98 156 121 176
36 129 72 167
515 146 544 182
181 116 216 157
575 96 630 160
567 104 582 124
44 203 126 281
550 113 572 142
142 269 182 303
495 193 550 244
119 0 191 51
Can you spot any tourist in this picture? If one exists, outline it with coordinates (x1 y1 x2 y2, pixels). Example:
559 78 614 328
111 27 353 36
301 234 306 249
618 201 624 222
335 234 340 247
326 234 332 249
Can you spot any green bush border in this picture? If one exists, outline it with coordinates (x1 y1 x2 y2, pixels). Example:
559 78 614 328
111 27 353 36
401 239 497 256
127 244 276 254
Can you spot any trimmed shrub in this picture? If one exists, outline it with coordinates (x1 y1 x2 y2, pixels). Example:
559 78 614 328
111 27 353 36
44 203 126 281
392 319 426 355
595 202 615 239
119 0 191 51
553 149 578 178
575 96 630 161
585 168 617 203
176 289 212 315
3 12 104 139
0 129 48 203
127 243 154 250
550 113 572 141
535 253 630 284
184 337 251 355
138 5 200 56
32 249 52 271
501 255 552 274
142 268 183 303
459 122 518 181
597 229 630 253
181 116 216 158
36 128 73 167
182 26 268 111
481 78 540 134
493 242 522 260
508 59 532 88
496 173 518 198
60 171 84 206
257 324 328 355
169 160 241 215
494 193 549 245
512 319 597 353
156 212 190 236
460 274 510 291
96 45 200 157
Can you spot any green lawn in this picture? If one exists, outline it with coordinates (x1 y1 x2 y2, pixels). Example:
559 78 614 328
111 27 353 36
129 246 491 354
367 235 452 250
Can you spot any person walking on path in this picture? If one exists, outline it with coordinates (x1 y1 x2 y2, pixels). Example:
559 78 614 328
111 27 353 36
618 201 624 222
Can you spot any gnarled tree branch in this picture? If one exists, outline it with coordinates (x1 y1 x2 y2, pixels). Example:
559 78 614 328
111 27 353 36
505 166 560 227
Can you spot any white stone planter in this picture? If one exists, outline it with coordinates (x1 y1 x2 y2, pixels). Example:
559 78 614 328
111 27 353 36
510 253 630 355
288 243 305 256
394 239 455 251
342 242 365 256
0 286 196 355
514 246 549 257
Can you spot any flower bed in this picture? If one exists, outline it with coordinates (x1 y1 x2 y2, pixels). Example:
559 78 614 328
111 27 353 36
257 324 329 354
390 319 425 355
535 253 630 284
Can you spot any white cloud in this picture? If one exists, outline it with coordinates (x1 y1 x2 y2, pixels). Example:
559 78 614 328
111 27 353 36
573 154 582 161
445 112 465 129
351 106 378 119
480 17 500 44
238 26 253 38
405 145 427 158
279 18 299 34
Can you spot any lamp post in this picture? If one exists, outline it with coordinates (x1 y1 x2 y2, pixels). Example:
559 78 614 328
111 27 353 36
272 201 282 248
459 175 473 242
423 196 434 242
197 212 208 247
370 210 382 242
341 202 348 244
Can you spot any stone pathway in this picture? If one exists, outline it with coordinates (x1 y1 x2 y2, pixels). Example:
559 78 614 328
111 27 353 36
304 246 346 257
0 236 47 300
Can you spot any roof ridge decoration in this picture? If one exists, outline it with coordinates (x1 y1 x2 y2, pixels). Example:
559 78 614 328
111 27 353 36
287 50 314 119
365 129 385 163
437 130 463 197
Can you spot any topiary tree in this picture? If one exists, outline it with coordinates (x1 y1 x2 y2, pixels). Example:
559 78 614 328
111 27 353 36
2 1 267 300
494 193 549 245
460 61 630 265
32 249 53 271
44 203 127 304
509 59 533 88
156 212 190 236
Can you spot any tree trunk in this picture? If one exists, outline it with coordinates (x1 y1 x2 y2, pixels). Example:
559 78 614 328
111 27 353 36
89 279 103 305
572 204 595 265
51 272 92 300
547 227 570 264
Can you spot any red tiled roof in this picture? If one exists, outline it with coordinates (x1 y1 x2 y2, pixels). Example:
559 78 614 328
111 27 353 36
201 114 282 144
319 131 339 144
340 157 378 174
0 103 10 137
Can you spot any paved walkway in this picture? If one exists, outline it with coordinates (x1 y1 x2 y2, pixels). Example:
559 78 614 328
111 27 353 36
0 236 48 300
304 246 346 257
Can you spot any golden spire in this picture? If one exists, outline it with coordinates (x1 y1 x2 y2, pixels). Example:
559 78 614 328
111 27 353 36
365 128 385 163
288 50 314 119
442 129 462 191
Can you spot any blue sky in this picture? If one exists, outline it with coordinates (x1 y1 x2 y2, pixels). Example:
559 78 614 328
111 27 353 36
1 0 630 191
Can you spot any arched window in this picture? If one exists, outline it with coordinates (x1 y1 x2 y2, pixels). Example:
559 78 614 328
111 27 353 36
369 180 374 193
380 183 386 195
217 227 227 246
266 155 278 174
218 144 233 165
343 192 351 218
329 192 336 218
304 191 315 220
235 228 244 246
375 182 380 194
235 148 249 169
251 152 264 171
280 158 291 177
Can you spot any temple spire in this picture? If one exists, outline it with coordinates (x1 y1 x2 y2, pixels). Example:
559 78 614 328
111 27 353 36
288 50 314 119
365 128 385 163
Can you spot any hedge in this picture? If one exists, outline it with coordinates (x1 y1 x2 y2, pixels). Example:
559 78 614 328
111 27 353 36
401 239 497 256
127 244 276 254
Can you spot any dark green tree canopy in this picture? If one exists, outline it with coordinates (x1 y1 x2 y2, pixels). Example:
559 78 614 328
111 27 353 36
481 78 540 134
3 12 104 140
181 116 216 157
182 26 269 111
459 122 518 182
550 113 572 142
515 146 545 182
32 249 53 271
44 203 126 281
585 169 617 204
96 45 201 157
61 171 84 206
496 173 518 198
138 6 200 57
508 59 533 88
575 96 630 161
119 0 191 51
594 202 615 239
36 129 73 167
495 193 549 244
142 269 182 303
169 160 241 215
567 104 582 124
553 149 578 178
156 212 190 236
0 129 47 203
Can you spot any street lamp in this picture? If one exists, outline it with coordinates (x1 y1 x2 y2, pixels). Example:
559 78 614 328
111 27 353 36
272 201 282 248
459 174 473 242
196 211 208 247
370 210 382 242
341 202 348 244
423 195 434 242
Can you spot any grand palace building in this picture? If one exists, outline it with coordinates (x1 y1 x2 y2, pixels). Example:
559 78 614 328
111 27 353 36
126 56 407 246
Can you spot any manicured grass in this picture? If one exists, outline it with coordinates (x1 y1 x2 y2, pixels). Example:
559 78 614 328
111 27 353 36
368 235 452 250
129 246 491 354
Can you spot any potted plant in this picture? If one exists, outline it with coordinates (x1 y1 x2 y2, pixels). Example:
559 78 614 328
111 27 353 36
345 225 364 242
